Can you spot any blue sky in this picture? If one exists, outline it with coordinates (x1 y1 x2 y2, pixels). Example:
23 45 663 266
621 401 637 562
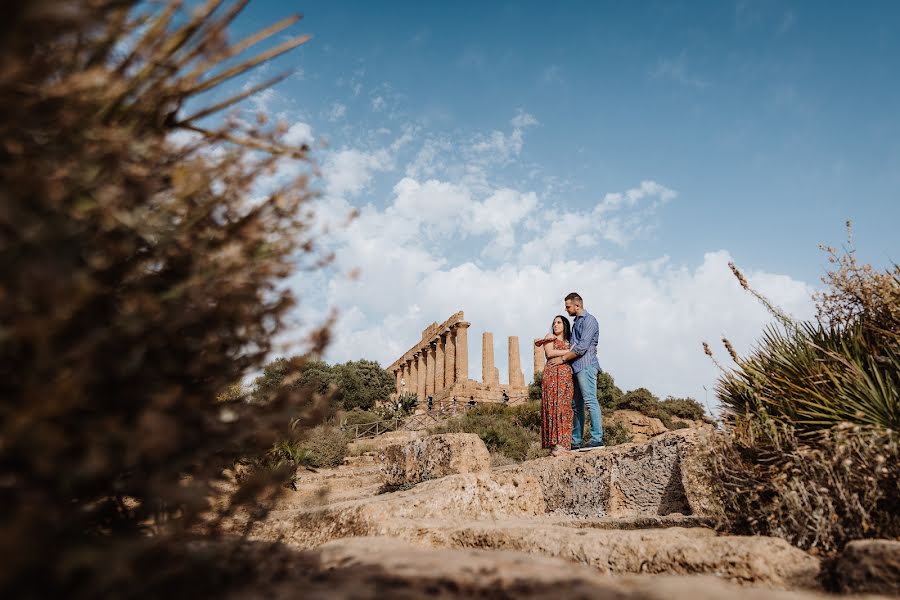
205 1 899 407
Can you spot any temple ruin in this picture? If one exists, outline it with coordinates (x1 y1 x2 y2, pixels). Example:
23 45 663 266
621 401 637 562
386 310 529 408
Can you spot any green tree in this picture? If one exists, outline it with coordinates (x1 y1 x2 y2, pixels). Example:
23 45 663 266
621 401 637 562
334 359 394 410
596 369 623 411
661 396 706 421
528 370 543 401
617 387 674 428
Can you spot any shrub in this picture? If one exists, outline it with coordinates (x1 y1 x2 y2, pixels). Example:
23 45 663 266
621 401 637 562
432 402 541 462
708 419 899 555
597 369 624 411
661 396 706 421
602 421 633 446
713 228 899 434
268 425 352 471
616 388 674 429
341 408 382 427
0 3 318 597
706 228 900 555
528 370 543 401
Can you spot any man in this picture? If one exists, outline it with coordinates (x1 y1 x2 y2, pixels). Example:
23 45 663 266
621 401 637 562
546 292 603 450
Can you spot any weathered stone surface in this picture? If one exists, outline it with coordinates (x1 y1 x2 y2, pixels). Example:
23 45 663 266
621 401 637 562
672 426 722 518
482 332 500 386
507 428 716 518
508 336 525 389
249 536 829 599
608 409 669 442
414 521 820 589
380 433 491 486
250 471 546 549
227 535 837 600
834 539 900 595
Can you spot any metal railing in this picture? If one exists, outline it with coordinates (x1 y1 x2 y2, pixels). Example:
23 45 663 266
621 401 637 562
343 403 473 441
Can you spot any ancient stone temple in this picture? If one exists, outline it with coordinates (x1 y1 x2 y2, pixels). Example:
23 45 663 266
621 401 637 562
387 311 529 408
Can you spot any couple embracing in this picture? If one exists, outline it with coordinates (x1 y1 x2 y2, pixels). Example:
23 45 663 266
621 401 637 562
535 292 603 457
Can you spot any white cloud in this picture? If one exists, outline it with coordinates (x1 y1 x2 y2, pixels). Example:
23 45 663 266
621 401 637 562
511 110 539 129
371 96 386 112
284 121 313 146
327 102 347 121
314 249 814 413
323 148 392 198
277 110 815 417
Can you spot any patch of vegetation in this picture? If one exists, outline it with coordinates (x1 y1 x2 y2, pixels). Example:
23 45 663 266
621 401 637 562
596 369 624 411
431 402 542 462
615 387 676 429
253 358 395 412
528 370 543 401
660 397 706 421
706 226 899 555
602 421 634 446
0 3 318 597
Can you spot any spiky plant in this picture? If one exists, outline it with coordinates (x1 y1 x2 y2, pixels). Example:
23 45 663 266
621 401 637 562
0 1 328 597
712 234 899 433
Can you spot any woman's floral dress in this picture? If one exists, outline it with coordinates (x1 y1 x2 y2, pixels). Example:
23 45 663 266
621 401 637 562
541 338 574 449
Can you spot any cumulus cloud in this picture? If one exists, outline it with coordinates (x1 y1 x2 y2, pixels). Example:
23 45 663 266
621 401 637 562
323 148 392 198
278 110 814 416
317 249 814 412
284 121 313 146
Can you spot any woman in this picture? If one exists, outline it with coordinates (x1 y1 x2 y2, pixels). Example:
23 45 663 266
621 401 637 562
535 315 574 456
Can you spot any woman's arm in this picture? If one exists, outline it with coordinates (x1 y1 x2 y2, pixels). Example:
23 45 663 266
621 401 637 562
544 342 569 359
534 333 555 347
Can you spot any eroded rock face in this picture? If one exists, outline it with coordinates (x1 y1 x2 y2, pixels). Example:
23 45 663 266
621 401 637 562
414 522 820 589
608 409 669 442
251 471 546 549
243 429 815 590
834 539 900 595
509 428 718 518
380 432 491 486
255 536 827 599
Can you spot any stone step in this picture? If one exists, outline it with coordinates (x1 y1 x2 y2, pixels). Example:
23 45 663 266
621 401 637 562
272 537 832 599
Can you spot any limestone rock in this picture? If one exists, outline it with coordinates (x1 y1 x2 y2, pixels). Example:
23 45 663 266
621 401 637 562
608 409 669 442
380 432 491 486
263 536 829 599
250 471 546 549
834 539 900 595
508 428 717 518
415 521 820 589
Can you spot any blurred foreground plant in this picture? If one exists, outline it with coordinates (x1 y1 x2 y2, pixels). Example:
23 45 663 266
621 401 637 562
0 1 327 597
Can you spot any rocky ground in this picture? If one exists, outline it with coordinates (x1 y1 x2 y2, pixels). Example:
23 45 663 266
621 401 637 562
228 426 899 599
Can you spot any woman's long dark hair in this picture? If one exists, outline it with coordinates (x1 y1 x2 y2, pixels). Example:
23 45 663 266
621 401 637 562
552 315 571 342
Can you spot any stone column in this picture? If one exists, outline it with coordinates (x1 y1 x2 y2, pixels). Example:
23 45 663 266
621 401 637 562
394 368 401 394
415 351 425 402
482 332 500 386
400 362 409 392
435 336 445 392
454 322 470 383
426 342 436 398
533 340 546 379
508 336 525 389
443 330 456 388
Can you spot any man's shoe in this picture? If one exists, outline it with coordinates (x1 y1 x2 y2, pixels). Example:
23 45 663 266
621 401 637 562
575 441 605 452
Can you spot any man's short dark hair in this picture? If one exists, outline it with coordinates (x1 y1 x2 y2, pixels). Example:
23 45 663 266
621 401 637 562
564 292 582 303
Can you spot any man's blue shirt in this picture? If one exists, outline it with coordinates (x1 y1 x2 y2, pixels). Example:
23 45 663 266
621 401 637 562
570 311 600 374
